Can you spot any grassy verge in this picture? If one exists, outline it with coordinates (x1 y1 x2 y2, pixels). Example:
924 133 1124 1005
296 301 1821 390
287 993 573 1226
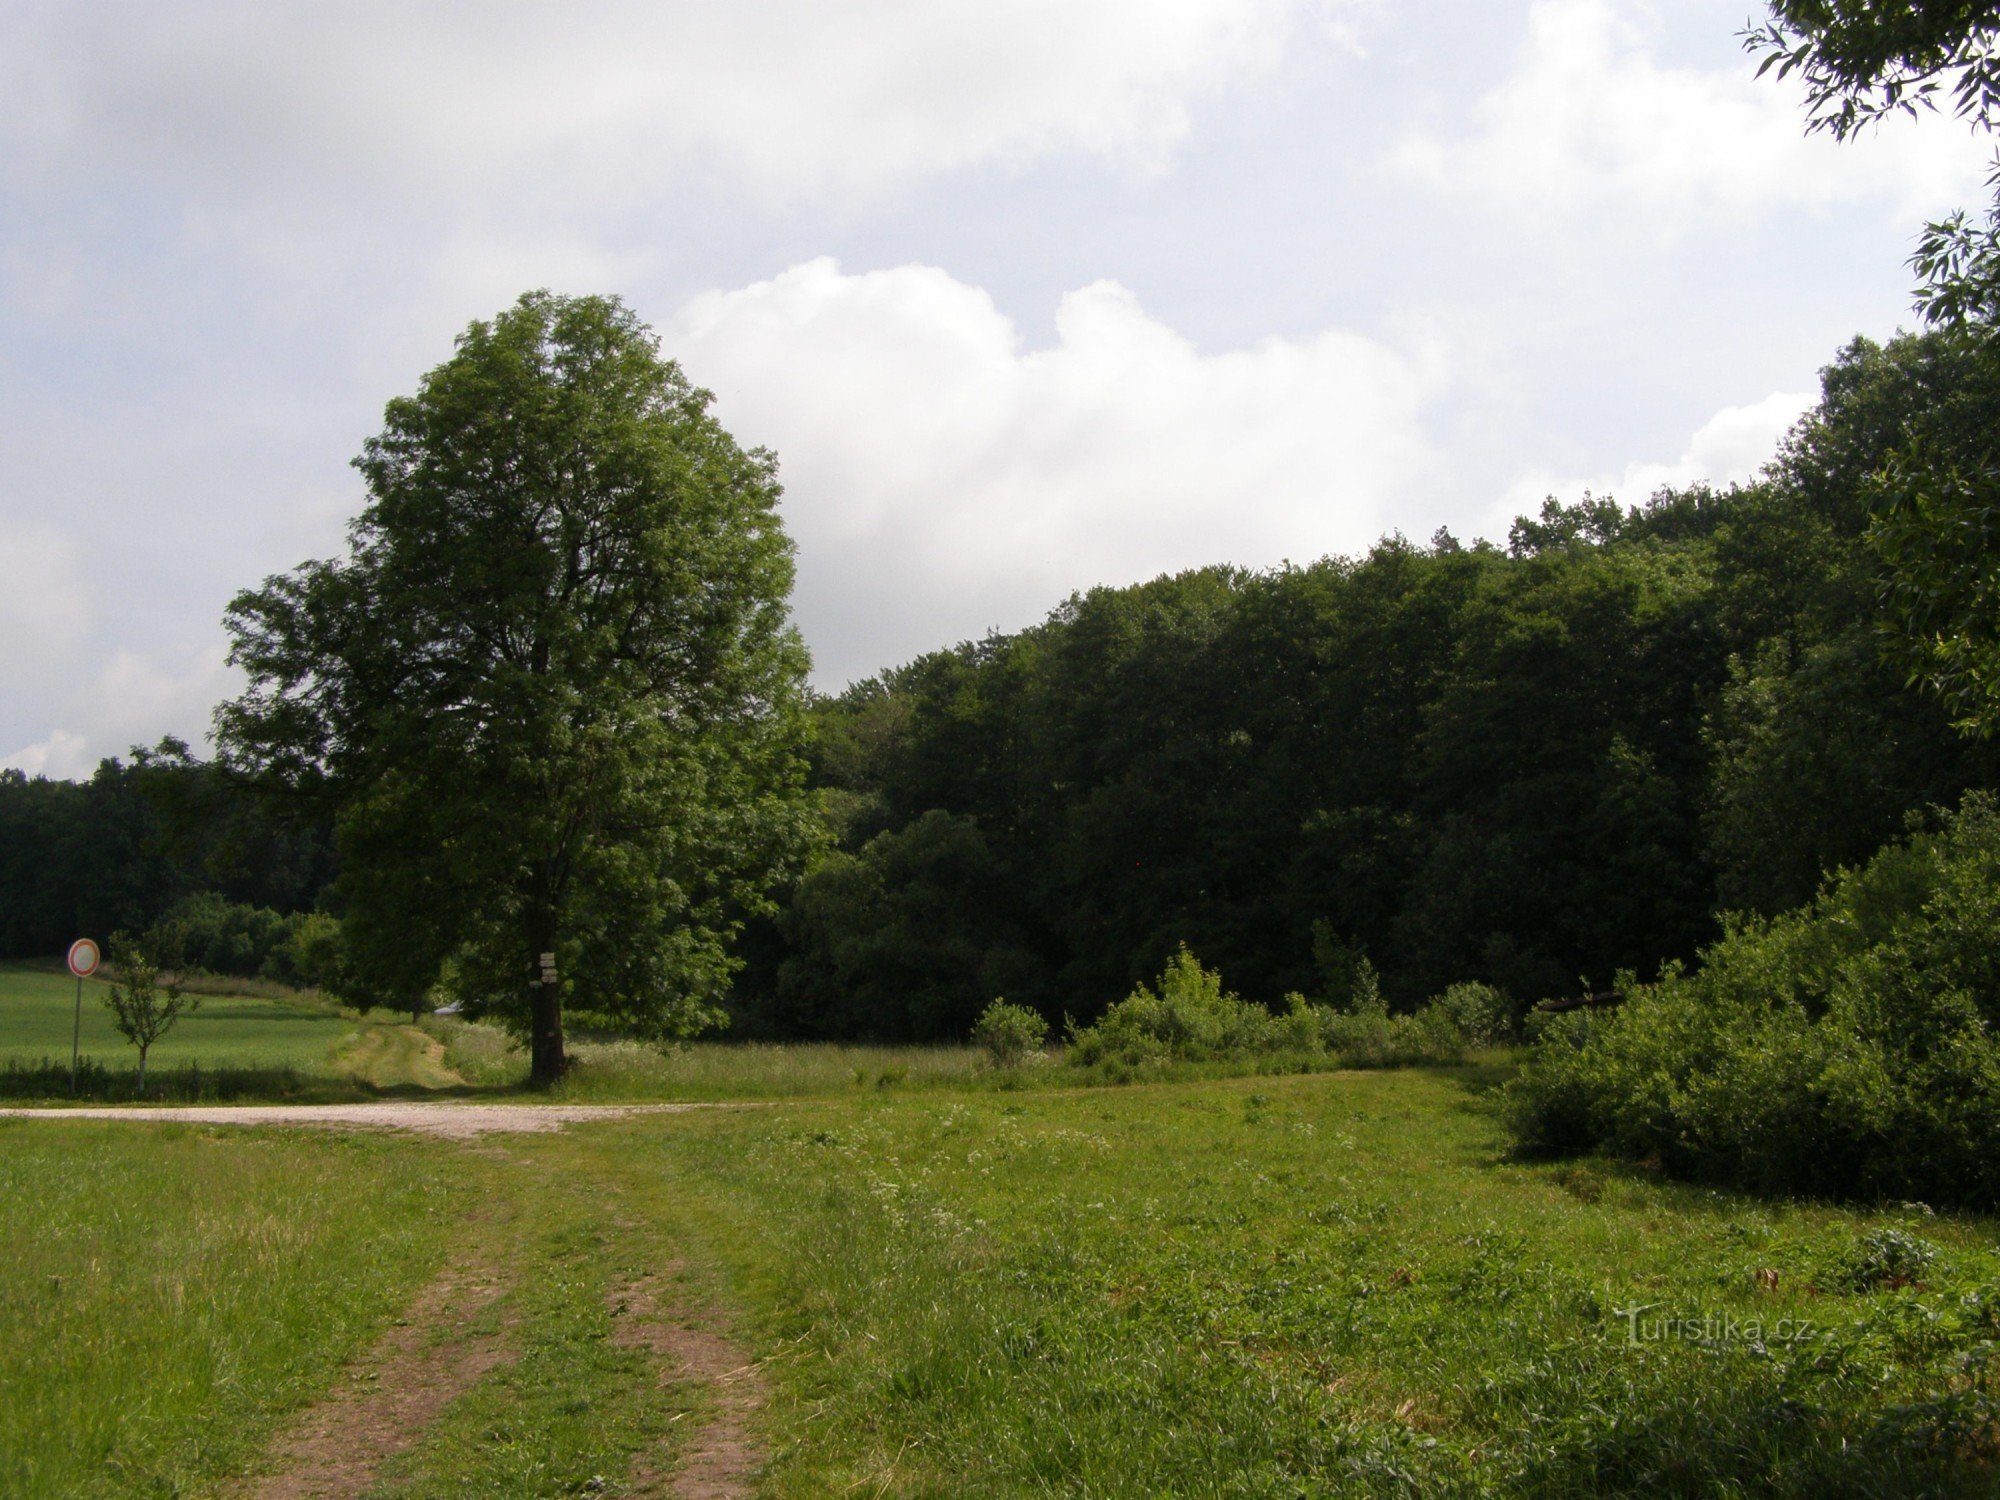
0 1120 467 1496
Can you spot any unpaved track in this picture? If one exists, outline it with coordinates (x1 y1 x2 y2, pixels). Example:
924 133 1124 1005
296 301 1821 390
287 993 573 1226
610 1269 769 1499
0 1102 733 1138
233 1258 515 1499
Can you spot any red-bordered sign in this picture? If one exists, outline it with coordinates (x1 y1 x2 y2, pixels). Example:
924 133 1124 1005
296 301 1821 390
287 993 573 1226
67 939 101 979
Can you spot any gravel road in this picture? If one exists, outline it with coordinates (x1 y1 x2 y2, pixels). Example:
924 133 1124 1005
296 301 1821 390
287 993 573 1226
0 1102 727 1139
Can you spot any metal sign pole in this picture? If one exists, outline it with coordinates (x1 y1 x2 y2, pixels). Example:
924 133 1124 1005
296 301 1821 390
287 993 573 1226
66 938 99 1095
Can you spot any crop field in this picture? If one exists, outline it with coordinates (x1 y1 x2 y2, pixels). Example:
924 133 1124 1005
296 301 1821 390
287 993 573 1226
2 1061 1995 1497
0 963 355 1074
0 963 473 1102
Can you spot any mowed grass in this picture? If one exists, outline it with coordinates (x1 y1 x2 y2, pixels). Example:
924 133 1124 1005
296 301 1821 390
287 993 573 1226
0 962 354 1073
0 1119 467 1497
3 1064 1996 1496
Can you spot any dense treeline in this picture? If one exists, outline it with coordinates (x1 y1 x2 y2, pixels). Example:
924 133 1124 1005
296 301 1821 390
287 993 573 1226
7 330 1996 1047
0 741 333 961
735 330 2000 1040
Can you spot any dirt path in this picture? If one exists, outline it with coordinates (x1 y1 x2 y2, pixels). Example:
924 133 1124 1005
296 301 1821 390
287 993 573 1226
235 1258 516 1499
0 1101 734 1138
609 1268 769 1499
335 1023 464 1090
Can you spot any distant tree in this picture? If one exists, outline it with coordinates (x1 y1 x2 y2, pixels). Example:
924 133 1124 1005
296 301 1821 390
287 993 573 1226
104 939 198 1090
219 291 816 1084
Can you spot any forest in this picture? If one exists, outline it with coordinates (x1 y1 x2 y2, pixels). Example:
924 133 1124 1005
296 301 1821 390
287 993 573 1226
8 328 1994 1038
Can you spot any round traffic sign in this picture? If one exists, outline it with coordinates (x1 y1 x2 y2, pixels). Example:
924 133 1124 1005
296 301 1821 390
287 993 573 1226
67 939 101 979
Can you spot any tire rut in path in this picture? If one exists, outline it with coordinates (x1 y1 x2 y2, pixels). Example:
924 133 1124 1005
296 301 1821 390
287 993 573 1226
609 1267 769 1499
236 1258 516 1499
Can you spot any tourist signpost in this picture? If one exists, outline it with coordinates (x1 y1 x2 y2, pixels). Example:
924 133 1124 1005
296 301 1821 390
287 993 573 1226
67 938 100 1093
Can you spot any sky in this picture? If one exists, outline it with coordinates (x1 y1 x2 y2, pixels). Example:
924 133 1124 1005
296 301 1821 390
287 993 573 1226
2 0 1992 778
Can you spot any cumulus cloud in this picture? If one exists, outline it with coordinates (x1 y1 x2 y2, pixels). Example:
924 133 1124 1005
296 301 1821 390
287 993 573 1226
671 259 1444 683
0 519 240 776
1492 386 1814 534
0 0 1336 211
0 646 238 781
1398 0 1989 229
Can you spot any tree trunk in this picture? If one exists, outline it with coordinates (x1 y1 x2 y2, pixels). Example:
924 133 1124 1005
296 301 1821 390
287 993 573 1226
526 882 567 1087
529 982 566 1087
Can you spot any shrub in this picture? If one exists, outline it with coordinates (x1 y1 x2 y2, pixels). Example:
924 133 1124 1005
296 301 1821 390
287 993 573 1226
1427 981 1515 1044
262 911 347 992
143 894 345 992
972 1000 1049 1067
1059 948 1490 1072
1831 1225 1942 1291
1068 947 1283 1066
1508 793 2000 1207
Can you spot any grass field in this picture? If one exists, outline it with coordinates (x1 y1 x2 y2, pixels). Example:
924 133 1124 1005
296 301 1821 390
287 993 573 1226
0 962 476 1100
0 1120 467 1496
2 1062 1995 1496
0 963 355 1072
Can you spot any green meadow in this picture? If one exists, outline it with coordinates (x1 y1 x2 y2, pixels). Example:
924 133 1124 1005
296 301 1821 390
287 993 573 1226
4 1062 1996 1497
0 963 355 1074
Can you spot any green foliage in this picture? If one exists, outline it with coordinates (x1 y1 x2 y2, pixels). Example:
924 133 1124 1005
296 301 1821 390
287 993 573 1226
1748 8 2000 733
0 743 338 963
970 999 1048 1067
1426 980 1515 1045
140 893 349 994
1831 1223 1944 1292
772 811 1045 1040
103 938 199 1087
1750 3 2000 325
1510 792 2000 1206
219 291 816 1082
1067 947 1282 1066
1310 922 1379 1012
1064 947 1476 1071
1746 5 2000 145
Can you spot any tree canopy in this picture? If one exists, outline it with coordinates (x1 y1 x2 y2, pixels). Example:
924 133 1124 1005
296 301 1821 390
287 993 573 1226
1748 5 2000 733
219 291 815 1083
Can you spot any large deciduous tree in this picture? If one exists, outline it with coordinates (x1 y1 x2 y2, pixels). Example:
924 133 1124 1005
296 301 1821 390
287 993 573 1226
1750 4 2000 733
219 291 815 1084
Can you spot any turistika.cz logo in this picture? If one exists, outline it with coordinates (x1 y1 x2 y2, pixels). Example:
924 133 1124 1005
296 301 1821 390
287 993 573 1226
1611 1303 1816 1348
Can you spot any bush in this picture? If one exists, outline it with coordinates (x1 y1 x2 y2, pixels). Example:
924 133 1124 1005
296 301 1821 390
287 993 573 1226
972 1000 1049 1067
1508 793 2000 1207
142 894 345 992
1068 948 1286 1066
1427 981 1515 1044
1066 948 1475 1070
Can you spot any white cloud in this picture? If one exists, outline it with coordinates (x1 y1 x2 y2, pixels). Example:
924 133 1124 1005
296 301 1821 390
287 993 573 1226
0 0 1335 211
1398 0 1989 229
0 647 237 780
672 259 1444 682
1492 386 1813 533
0 730 87 780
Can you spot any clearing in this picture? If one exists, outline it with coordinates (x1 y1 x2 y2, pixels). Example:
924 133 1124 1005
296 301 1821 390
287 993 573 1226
3 1065 1995 1496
